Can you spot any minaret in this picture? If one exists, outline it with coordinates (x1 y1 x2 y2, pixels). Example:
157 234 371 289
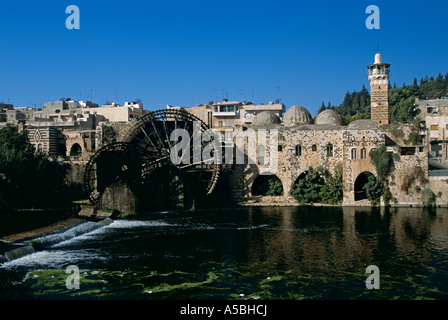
367 52 390 125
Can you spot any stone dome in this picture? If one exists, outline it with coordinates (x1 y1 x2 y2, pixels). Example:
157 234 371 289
283 105 312 126
251 111 281 126
315 109 343 126
348 119 379 129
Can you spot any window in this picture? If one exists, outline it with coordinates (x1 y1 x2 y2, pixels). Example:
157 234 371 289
326 144 333 157
351 148 357 160
431 125 438 130
295 145 302 156
312 144 317 152
258 145 265 165
361 148 367 159
218 121 223 127
278 145 283 152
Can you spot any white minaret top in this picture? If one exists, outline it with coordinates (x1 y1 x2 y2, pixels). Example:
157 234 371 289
374 52 382 64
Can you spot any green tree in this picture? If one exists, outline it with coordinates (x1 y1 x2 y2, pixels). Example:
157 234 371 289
389 96 420 124
421 188 436 207
320 165 344 204
318 102 326 114
369 145 396 182
363 175 384 203
0 125 70 209
291 166 343 204
291 167 325 204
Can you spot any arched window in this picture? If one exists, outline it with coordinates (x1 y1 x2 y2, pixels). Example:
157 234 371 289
351 148 357 160
295 145 302 156
70 143 82 157
361 148 367 159
326 144 334 157
258 145 265 165
312 144 317 152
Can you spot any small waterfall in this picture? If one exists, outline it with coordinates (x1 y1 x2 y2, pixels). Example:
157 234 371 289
4 245 36 262
1 219 114 263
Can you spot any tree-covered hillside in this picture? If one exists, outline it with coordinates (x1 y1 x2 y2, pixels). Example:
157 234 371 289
319 72 448 124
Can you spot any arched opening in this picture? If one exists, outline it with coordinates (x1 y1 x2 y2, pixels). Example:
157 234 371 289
354 171 375 201
70 143 82 157
293 172 307 185
251 174 283 196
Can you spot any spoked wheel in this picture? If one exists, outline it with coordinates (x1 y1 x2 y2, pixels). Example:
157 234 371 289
83 142 164 204
123 109 221 197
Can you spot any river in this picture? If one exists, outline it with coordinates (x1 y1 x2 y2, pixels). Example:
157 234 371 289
1 206 448 300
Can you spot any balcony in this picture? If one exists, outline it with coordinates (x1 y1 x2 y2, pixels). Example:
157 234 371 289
213 111 238 117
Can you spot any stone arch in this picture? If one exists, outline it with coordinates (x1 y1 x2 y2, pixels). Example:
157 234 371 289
251 173 284 196
354 171 375 201
70 143 82 157
293 171 308 186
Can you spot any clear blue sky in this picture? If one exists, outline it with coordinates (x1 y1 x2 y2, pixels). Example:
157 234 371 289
1 0 448 115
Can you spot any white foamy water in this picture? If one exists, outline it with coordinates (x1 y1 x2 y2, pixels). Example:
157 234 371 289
1 249 107 270
105 220 175 229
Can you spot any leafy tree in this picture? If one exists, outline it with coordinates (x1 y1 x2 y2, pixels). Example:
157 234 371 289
389 96 420 124
363 175 384 203
421 188 436 207
267 177 283 196
369 145 396 182
291 167 325 204
291 166 343 204
0 125 71 209
252 175 283 196
319 165 344 204
0 124 33 156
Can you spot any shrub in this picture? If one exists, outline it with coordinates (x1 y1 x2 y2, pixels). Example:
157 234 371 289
291 166 343 205
369 145 396 182
363 175 385 204
421 188 436 207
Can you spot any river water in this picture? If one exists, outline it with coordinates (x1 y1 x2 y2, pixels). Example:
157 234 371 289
1 206 448 300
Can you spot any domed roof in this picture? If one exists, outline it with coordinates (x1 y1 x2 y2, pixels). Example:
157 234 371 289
283 105 312 126
315 109 343 126
251 111 281 126
348 119 379 129
375 52 382 64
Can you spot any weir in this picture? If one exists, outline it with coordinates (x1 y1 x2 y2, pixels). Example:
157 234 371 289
0 218 113 264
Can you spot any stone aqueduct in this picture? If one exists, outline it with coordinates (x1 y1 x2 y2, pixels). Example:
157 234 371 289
79 106 445 213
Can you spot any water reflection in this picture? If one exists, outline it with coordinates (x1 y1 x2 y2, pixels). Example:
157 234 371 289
242 206 448 279
2 206 448 299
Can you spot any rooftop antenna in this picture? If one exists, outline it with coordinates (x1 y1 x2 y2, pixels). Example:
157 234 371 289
213 89 219 101
275 85 282 102
239 89 245 101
